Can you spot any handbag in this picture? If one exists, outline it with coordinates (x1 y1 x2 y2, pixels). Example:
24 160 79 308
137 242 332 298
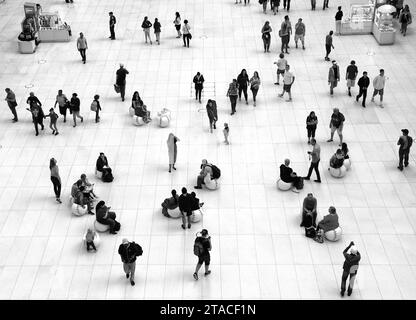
114 84 120 93
10 100 18 107
188 33 192 39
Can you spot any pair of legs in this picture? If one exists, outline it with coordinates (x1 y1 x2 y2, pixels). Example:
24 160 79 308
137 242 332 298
119 84 126 101
398 148 410 170
49 121 58 135
193 255 211 280
263 39 270 52
229 95 237 114
305 160 321 182
323 0 329 9
34 118 44 136
300 210 317 227
311 0 316 10
144 29 152 43
109 26 115 39
281 36 289 53
86 241 97 251
276 70 284 85
209 118 217 133
181 212 191 229
328 125 343 144
330 81 337 95
400 22 408 35
123 262 136 285
224 131 229 144
340 270 357 296
78 49 86 63
196 174 206 188
356 87 367 107
50 176 61 202
183 34 190 47
155 32 160 43
335 20 342 35
95 109 100 122
262 1 268 13
371 88 384 106
283 0 290 10
72 111 83 127
307 126 316 143
195 87 202 102
59 106 67 122
295 34 305 49
9 106 18 121
251 88 258 106
238 86 248 103
325 44 331 60
279 85 292 100
175 25 181 37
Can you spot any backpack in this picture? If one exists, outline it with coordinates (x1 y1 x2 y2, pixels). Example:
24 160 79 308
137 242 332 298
114 220 121 231
90 100 97 112
193 237 204 256
208 164 221 179
295 177 304 190
102 170 114 182
132 242 143 256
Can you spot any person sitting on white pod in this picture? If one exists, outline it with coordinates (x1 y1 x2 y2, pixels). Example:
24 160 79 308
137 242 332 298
161 189 181 218
341 142 351 170
329 149 347 178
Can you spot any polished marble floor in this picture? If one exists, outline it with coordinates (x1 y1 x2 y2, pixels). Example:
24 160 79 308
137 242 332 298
1 0 416 299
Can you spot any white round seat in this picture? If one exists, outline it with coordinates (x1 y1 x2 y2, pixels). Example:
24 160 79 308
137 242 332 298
190 209 203 223
71 203 88 216
324 226 343 241
329 166 347 178
167 207 181 219
129 107 135 117
204 175 219 190
343 158 352 170
132 115 145 126
82 232 100 247
94 220 110 232
95 169 102 179
156 109 171 128
277 178 292 191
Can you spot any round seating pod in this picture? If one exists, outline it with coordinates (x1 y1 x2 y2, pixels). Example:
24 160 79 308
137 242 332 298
204 175 219 190
71 203 88 216
277 178 292 191
324 226 343 242
167 207 181 219
82 232 101 247
95 169 103 179
94 220 110 232
132 115 145 126
158 115 170 128
190 209 203 223
343 159 352 170
129 107 135 117
329 166 347 178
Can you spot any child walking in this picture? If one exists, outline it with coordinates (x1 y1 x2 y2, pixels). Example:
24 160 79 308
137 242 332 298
45 108 59 135
223 123 230 144
85 228 97 252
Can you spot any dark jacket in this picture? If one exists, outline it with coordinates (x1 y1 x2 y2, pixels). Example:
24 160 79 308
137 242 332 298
342 247 361 272
116 67 129 85
206 101 218 121
27 95 42 107
330 154 344 169
178 193 193 214
193 74 204 89
118 242 142 263
357 76 370 89
196 237 212 256
70 97 80 112
96 156 109 172
29 105 45 120
141 20 152 29
280 164 293 183
154 21 161 33
237 73 249 88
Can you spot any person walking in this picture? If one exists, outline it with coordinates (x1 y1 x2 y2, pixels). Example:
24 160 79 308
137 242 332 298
279 16 291 54
227 79 239 115
356 71 369 107
26 92 45 136
182 19 191 47
173 12 182 38
45 108 59 135
237 69 249 104
340 241 361 297
91 94 101 122
325 30 334 61
70 93 83 127
335 6 343 35
193 72 205 103
345 60 358 97
323 0 329 10
167 133 180 172
206 99 218 133
141 16 152 44
118 238 143 286
397 129 413 171
328 60 340 96
154 18 161 44
278 64 295 101
271 0 279 15
327 107 345 145
49 158 62 203
116 63 129 101
306 111 318 144
249 71 261 107
54 90 68 122
26 91 42 109
371 69 386 107
304 138 321 183
262 0 269 13
193 229 212 280
274 53 287 85
283 0 291 11
76 32 88 64
4 88 18 122
399 5 412 36
109 12 116 40
178 187 192 229
261 21 272 52
294 18 306 49
311 0 316 10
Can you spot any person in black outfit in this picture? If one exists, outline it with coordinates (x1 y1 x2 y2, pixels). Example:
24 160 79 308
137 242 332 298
323 0 329 10
70 93 83 127
118 238 142 286
193 72 204 103
237 69 249 104
178 187 193 229
92 94 101 122
306 111 318 144
96 152 112 177
397 129 413 170
26 101 45 136
109 12 116 40
116 63 129 101
356 71 369 107
193 229 212 280
279 159 302 191
340 241 361 297
26 92 42 109
206 99 218 133
283 0 291 11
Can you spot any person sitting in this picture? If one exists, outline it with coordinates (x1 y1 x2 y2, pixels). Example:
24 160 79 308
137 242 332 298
330 149 344 169
161 189 179 217
300 193 317 227
80 173 97 199
190 192 204 211
96 201 118 234
279 159 302 192
194 159 213 189
134 100 152 123
341 142 349 159
74 186 94 215
85 228 97 252
96 152 112 177
316 206 339 233
71 179 82 199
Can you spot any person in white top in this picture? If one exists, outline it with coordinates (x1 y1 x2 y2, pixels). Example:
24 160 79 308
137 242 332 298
371 69 386 108
76 32 88 64
278 64 295 101
173 12 182 38
182 19 191 47
274 53 287 85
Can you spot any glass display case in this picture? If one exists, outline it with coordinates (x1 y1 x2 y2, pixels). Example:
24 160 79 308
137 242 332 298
38 11 71 42
372 5 396 44
341 3 375 35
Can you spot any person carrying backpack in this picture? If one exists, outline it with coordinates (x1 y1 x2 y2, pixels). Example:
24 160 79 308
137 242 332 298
118 238 143 286
193 229 212 280
194 159 221 189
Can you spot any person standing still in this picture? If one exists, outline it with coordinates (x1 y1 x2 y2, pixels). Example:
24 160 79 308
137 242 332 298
325 31 334 61
274 53 287 85
345 60 358 96
261 21 272 52
118 238 143 286
4 88 18 122
278 64 295 101
178 187 192 229
306 111 318 144
193 229 212 280
173 12 182 38
328 60 340 96
323 0 329 10
397 129 413 171
193 72 205 103
167 133 180 172
311 0 316 10
182 20 191 47
223 123 230 144
54 90 68 122
356 71 369 107
327 107 345 145
154 18 161 44
116 63 129 101
92 94 101 122
249 71 261 107
280 16 291 54
294 18 306 49
371 69 386 108
227 79 239 115
49 158 62 203
77 32 88 64
283 0 291 11
109 12 116 40
304 138 321 183
340 241 361 297
335 6 343 35
70 93 83 127
142 16 152 44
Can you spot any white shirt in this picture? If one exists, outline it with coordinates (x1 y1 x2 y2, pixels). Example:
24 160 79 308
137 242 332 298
283 71 294 85
373 75 385 90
